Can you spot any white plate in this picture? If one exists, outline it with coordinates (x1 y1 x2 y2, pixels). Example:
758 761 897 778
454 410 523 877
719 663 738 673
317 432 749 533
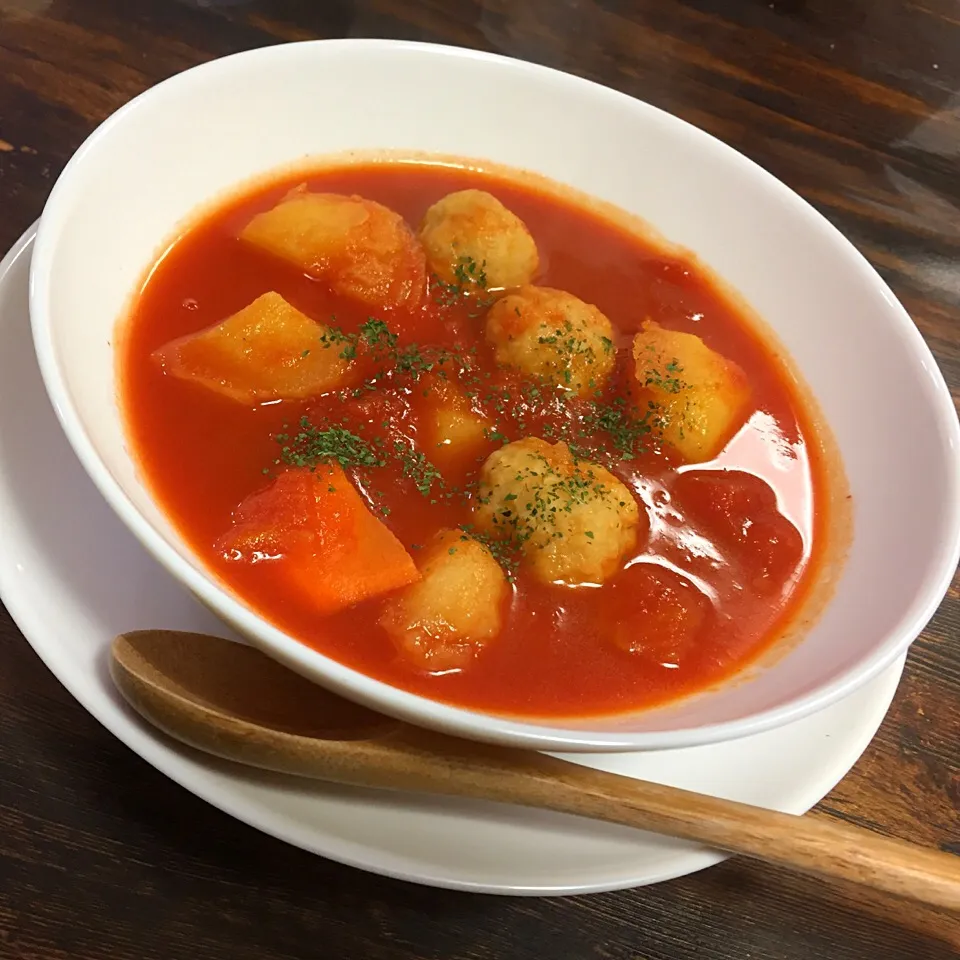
0 225 904 895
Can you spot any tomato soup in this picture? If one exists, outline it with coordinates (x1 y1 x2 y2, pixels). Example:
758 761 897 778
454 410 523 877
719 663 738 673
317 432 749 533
120 160 830 719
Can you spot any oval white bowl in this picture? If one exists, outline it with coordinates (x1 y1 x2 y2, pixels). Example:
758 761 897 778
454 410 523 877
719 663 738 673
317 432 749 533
29 39 960 751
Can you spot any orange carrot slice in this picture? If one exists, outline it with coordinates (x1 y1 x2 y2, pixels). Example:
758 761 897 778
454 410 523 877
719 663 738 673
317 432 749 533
218 465 419 614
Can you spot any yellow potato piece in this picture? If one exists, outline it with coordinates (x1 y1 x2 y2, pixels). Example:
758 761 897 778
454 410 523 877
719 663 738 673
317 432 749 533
380 529 509 672
433 405 488 458
240 190 426 310
420 375 489 466
632 320 751 462
154 291 352 404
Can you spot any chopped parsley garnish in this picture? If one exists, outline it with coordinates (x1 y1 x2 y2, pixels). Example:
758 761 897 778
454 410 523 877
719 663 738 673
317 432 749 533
432 255 496 315
533 318 606 390
394 343 454 380
582 398 657 461
318 325 358 361
359 317 398 350
276 418 384 470
461 526 521 580
319 317 474 390
640 349 686 394
395 443 443 496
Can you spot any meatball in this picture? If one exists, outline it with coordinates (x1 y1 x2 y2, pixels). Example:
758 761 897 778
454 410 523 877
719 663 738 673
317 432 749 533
485 286 616 396
474 438 642 585
240 188 426 310
379 529 509 672
418 189 539 292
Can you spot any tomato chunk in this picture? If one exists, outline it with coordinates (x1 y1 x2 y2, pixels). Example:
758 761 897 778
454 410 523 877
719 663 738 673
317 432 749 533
671 469 804 595
605 563 712 666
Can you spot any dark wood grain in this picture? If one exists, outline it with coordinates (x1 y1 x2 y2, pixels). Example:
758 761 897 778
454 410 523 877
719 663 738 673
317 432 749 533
0 1 958 958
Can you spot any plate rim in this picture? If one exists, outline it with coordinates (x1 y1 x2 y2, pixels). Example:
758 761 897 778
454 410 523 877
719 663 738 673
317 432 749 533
0 223 905 895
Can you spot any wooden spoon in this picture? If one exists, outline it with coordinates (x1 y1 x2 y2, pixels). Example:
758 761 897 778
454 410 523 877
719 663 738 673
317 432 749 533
110 629 960 910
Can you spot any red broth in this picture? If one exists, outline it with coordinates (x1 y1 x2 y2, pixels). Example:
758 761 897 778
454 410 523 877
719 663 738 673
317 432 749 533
120 161 831 719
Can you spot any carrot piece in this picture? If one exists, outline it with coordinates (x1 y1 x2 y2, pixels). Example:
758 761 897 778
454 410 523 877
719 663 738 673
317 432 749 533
217 466 419 614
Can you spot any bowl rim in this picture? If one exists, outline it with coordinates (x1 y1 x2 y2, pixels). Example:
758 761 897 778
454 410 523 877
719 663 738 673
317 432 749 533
28 37 960 751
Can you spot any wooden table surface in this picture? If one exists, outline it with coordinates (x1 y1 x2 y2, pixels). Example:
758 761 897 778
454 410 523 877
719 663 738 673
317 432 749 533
1 1 958 957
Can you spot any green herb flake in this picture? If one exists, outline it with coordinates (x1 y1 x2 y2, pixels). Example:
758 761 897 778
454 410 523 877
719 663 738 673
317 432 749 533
276 417 382 470
394 442 444 497
431 255 496 314
643 357 686 394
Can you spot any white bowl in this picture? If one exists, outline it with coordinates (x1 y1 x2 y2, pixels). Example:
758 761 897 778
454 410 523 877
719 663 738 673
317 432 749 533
29 39 960 752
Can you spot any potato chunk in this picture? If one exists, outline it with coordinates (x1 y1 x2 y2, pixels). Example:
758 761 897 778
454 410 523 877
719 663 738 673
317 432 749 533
379 529 509 672
240 189 426 310
420 375 490 466
485 286 616 396
474 438 642 585
419 189 539 291
154 292 352 403
632 320 751 462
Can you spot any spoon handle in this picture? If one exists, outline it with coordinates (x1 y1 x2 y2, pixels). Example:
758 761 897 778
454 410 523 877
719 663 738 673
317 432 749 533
361 727 960 911
110 634 960 911
486 747 960 910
